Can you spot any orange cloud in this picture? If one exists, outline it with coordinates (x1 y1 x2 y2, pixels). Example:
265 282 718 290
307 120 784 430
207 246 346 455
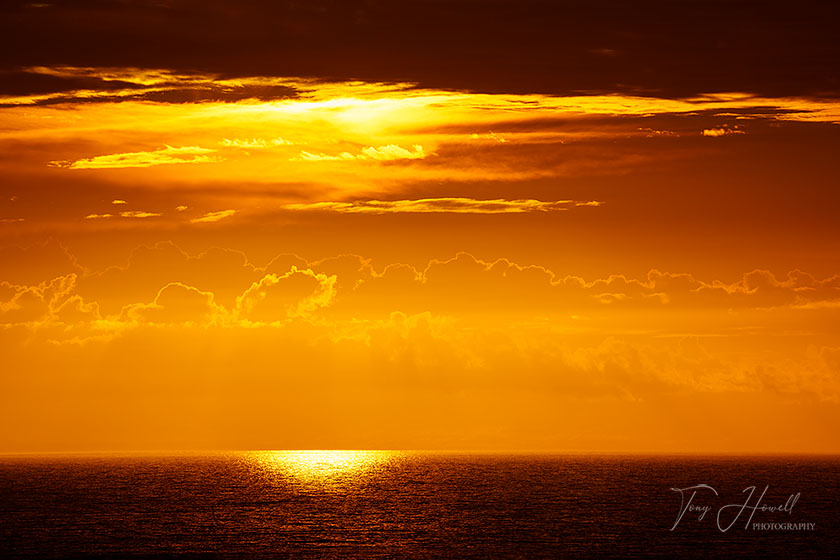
57 145 219 169
0 239 83 285
8 242 839 324
220 137 293 148
236 267 336 323
119 211 162 218
2 242 839 453
9 67 840 123
0 274 78 325
122 282 224 325
702 127 745 137
294 144 427 162
190 209 236 223
281 198 599 214
52 294 101 324
74 242 265 313
85 211 163 219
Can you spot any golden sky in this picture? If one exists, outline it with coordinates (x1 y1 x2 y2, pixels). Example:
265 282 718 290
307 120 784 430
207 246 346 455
1 1 839 453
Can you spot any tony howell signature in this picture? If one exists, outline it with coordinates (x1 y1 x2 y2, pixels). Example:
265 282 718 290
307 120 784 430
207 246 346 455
670 484 815 532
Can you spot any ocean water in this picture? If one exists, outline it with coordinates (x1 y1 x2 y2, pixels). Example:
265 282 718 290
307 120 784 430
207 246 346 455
0 452 837 558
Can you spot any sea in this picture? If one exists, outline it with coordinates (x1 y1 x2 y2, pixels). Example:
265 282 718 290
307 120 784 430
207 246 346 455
0 452 837 558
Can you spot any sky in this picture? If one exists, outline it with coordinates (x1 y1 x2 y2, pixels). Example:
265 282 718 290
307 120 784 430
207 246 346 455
1 0 840 453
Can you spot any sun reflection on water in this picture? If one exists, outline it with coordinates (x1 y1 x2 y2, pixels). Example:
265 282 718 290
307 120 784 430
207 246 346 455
247 450 399 490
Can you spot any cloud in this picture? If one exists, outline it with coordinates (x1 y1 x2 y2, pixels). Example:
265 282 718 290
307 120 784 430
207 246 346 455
221 137 293 148
3 246 840 456
0 239 83 284
111 199 127 205
52 295 101 324
236 267 337 323
7 72 839 214
32 242 838 325
19 66 199 87
294 144 427 162
119 211 161 218
360 144 427 160
0 284 51 324
10 242 840 328
308 255 377 291
175 205 188 211
6 66 840 130
75 241 266 313
702 127 745 137
638 128 679 137
190 209 236 223
55 145 220 169
281 198 600 214
0 274 78 325
2 67 300 107
471 131 509 143
321 252 840 318
84 213 112 219
121 282 224 325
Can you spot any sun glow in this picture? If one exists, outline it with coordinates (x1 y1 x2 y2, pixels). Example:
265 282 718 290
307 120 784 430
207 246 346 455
250 450 398 487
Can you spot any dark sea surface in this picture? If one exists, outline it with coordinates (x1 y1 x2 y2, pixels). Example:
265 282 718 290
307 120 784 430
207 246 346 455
0 452 837 558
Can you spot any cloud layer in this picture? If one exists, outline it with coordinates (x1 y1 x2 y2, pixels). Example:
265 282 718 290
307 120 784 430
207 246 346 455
2 241 839 452
281 198 600 214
